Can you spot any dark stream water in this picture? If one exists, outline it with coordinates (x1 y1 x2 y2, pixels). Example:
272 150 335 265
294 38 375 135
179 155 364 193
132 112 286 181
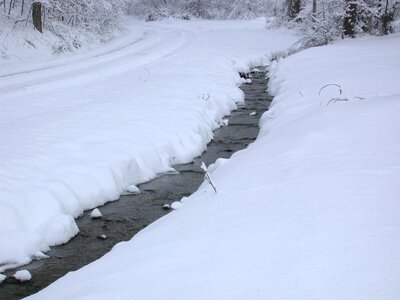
0 68 272 299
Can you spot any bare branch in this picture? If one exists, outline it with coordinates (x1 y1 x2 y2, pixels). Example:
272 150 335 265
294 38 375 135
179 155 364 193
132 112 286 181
319 83 343 96
327 97 349 105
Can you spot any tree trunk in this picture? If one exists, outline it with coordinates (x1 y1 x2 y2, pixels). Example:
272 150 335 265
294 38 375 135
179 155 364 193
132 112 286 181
287 0 301 20
380 0 395 35
343 0 356 37
311 0 317 30
32 2 43 33
21 0 25 16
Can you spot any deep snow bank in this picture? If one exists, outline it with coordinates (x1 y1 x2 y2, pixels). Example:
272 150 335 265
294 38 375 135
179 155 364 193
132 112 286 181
0 19 296 271
28 34 400 299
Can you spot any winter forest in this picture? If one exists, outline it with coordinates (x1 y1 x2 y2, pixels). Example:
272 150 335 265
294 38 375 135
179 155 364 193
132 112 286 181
1 0 400 299
1 0 399 56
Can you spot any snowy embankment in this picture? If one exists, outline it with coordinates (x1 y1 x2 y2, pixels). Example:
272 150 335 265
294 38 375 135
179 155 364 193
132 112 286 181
0 19 296 271
28 34 400 299
0 13 124 62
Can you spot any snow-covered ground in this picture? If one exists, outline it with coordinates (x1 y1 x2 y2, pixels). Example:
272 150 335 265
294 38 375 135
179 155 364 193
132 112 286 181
0 19 297 271
26 33 400 299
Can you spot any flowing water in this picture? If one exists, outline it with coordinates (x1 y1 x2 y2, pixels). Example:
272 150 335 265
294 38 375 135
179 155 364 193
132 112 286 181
0 68 272 299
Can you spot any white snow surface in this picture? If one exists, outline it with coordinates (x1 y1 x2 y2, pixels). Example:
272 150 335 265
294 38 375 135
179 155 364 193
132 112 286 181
126 184 140 194
13 270 32 282
90 208 102 219
27 34 400 299
0 15 125 62
0 19 296 270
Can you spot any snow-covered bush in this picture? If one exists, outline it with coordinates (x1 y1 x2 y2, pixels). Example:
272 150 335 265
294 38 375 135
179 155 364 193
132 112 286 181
0 0 129 57
128 0 206 20
353 0 400 35
277 0 400 49
1 0 129 33
128 0 281 20
289 0 344 49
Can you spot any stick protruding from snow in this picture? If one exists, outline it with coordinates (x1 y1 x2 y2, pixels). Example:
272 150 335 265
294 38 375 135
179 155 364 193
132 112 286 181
201 162 217 193
319 83 343 96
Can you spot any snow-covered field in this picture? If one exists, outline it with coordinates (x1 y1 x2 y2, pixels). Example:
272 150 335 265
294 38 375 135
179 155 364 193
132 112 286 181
26 33 400 299
0 19 297 271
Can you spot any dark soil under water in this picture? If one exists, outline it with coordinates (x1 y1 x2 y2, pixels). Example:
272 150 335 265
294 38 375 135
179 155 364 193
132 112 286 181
0 68 272 299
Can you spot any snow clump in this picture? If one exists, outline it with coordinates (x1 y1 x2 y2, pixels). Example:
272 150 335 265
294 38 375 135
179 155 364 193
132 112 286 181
90 208 103 219
171 201 184 210
127 185 141 194
14 270 32 282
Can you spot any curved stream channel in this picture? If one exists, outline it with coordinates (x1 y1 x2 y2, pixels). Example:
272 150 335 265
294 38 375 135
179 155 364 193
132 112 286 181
1 68 272 299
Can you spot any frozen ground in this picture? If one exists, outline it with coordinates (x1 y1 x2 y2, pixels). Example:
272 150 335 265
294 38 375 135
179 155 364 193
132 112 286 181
0 19 297 271
26 34 400 299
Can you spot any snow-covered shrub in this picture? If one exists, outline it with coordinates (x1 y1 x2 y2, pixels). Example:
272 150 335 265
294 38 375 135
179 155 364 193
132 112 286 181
128 0 197 20
1 0 129 33
128 0 281 20
227 0 275 19
0 0 129 57
278 0 400 49
290 0 344 49
353 0 400 35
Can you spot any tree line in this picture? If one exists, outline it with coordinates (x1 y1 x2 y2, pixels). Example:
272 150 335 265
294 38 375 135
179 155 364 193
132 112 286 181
1 0 399 47
1 0 129 34
287 1 399 36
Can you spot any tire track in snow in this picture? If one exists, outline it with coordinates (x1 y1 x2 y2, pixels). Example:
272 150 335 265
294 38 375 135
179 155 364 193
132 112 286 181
0 34 147 79
0 25 195 97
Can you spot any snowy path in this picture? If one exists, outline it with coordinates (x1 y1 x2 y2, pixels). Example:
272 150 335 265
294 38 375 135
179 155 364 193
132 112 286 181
0 19 296 271
0 23 193 95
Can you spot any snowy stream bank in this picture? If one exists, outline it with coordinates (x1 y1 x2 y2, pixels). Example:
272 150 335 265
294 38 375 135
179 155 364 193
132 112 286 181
24 33 400 300
1 69 271 299
0 19 297 273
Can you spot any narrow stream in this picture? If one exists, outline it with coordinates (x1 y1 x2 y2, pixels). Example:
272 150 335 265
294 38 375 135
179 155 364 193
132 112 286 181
0 68 272 299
